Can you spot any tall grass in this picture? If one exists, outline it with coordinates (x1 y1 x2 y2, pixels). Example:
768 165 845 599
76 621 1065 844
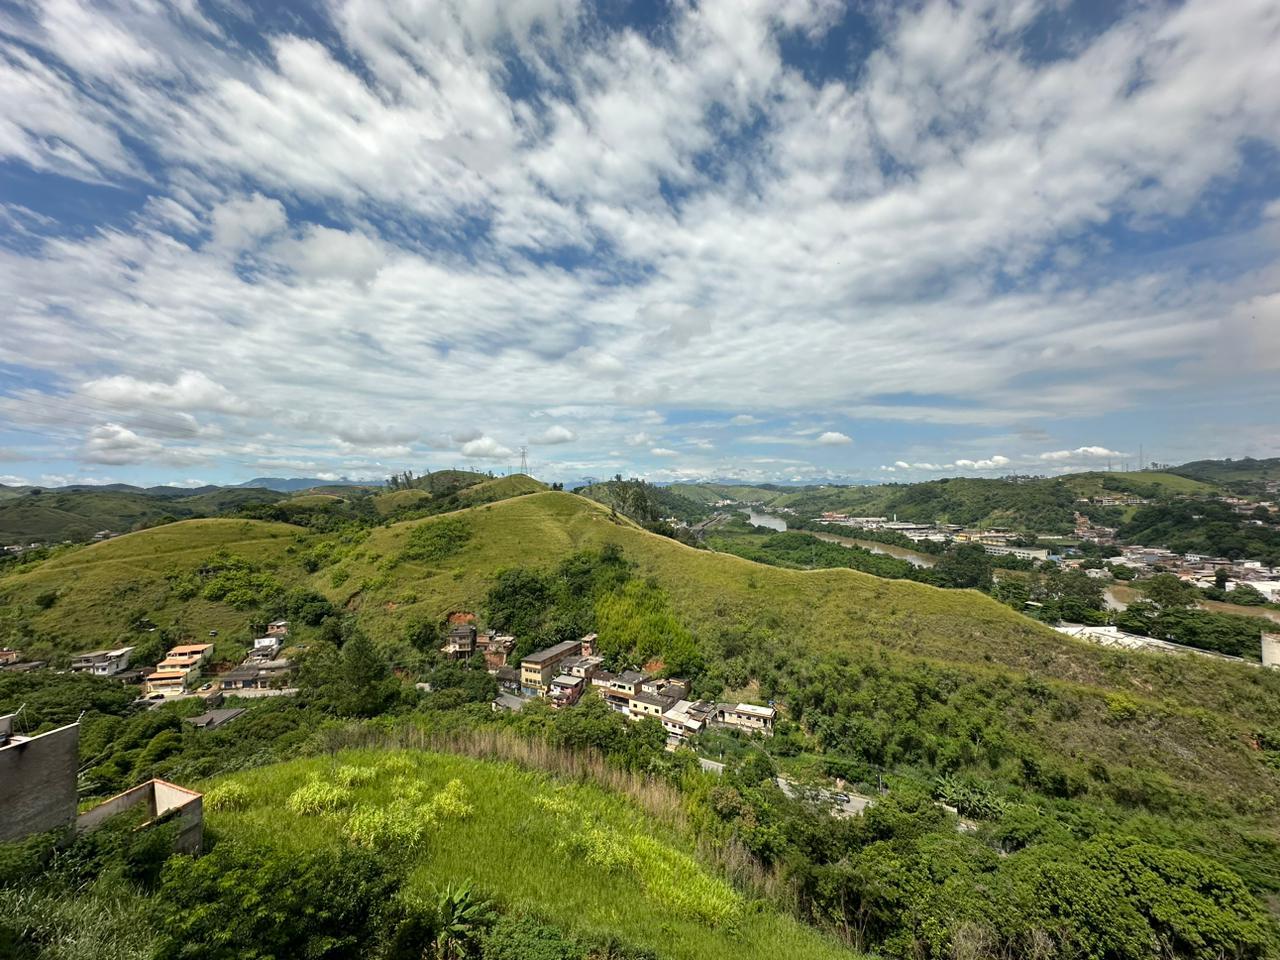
313 723 793 903
205 748 856 960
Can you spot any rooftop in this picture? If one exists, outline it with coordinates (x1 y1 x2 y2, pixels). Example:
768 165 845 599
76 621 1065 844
522 639 581 665
167 644 213 655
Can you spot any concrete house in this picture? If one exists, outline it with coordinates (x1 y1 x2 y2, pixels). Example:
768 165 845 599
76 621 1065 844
717 702 777 735
441 623 477 660
158 643 214 671
549 674 585 707
144 667 195 698
266 620 290 637
520 639 583 696
70 645 136 677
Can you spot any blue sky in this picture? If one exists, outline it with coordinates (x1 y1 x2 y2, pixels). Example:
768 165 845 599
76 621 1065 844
1 0 1278 489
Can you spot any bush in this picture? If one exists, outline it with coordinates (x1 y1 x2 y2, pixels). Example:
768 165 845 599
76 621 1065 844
482 915 584 960
204 781 251 812
286 778 352 816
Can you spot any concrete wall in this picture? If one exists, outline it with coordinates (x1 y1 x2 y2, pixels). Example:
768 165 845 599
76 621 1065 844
1263 632 1280 669
76 779 204 855
0 723 80 843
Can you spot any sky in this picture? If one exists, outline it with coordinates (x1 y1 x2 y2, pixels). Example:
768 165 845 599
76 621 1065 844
1 0 1279 490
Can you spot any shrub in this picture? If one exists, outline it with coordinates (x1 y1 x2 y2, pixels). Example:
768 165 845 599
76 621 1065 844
204 781 251 812
344 803 427 852
334 764 377 787
286 779 352 816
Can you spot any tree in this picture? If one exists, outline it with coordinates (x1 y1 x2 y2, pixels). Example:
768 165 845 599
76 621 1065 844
932 543 994 591
1143 573 1198 609
339 628 398 717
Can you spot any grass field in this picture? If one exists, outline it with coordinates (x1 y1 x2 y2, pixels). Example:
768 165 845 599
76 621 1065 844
206 748 856 960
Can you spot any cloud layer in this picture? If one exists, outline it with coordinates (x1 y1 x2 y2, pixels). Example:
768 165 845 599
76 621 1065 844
0 0 1277 485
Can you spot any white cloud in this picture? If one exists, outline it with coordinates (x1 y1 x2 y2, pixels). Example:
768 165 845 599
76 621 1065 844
650 447 679 457
816 431 852 445
460 435 514 460
81 423 203 465
0 0 1276 480
0 474 29 485
81 370 249 415
954 455 1011 470
1039 446 1125 461
209 194 287 251
533 425 576 445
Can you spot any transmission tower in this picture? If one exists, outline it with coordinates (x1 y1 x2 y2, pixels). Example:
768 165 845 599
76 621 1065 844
519 446 528 474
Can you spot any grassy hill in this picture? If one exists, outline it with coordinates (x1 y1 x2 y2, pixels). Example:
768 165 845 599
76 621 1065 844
1172 458 1280 493
1062 471 1219 498
4 492 1279 813
0 487 287 543
206 748 854 960
0 518 307 655
457 473 548 504
666 482 787 505
373 488 433 515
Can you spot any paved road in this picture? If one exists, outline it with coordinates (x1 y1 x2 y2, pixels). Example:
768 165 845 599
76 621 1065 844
775 777 875 817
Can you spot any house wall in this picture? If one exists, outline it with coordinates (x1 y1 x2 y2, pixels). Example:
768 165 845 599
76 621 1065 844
1263 632 1280 669
76 779 204 855
0 724 80 842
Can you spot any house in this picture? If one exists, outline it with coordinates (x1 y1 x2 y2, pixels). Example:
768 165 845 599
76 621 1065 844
494 665 521 692
0 648 20 666
144 667 195 698
579 632 598 656
643 676 689 700
491 692 526 713
563 655 604 680
441 623 477 660
549 674 585 707
184 708 245 731
158 643 214 671
247 638 282 661
603 670 648 711
218 658 294 691
520 639 583 697
626 691 669 719
716 702 777 735
479 633 515 669
70 645 136 677
660 699 706 741
266 620 290 637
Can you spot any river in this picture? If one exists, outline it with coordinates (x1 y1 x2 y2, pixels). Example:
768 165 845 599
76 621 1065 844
744 510 937 568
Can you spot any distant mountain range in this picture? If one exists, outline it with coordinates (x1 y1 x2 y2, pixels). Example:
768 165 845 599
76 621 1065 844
237 477 382 492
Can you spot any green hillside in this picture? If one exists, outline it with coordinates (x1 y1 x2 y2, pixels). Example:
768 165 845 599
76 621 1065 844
457 473 548 503
1062 471 1219 498
0 486 287 543
1172 458 1280 493
4 493 1279 808
206 749 853 960
666 482 787 505
373 488 433 515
